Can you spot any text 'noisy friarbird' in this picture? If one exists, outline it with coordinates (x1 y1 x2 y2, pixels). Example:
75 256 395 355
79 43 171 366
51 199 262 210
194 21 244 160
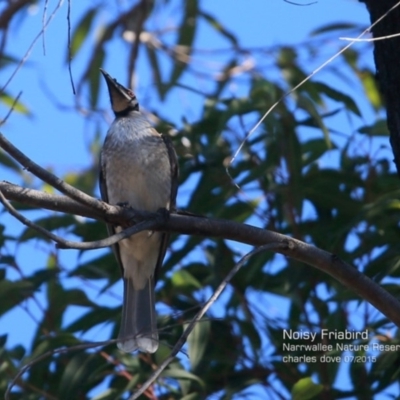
99 69 178 353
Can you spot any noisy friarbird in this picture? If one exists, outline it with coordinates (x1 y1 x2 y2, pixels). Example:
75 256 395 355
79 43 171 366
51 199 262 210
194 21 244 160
99 69 178 353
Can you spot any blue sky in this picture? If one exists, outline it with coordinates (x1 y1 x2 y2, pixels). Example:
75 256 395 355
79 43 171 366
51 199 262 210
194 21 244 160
2 0 394 398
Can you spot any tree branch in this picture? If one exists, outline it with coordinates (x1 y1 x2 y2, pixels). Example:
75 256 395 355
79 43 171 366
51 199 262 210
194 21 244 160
0 181 99 217
0 131 106 214
1 180 400 330
0 185 156 250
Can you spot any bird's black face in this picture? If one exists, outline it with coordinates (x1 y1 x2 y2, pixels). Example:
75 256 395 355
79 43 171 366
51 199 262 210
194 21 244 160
100 68 139 115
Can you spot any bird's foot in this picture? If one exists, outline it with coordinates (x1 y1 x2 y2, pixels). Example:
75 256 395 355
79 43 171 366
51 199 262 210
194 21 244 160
155 207 170 224
116 202 136 228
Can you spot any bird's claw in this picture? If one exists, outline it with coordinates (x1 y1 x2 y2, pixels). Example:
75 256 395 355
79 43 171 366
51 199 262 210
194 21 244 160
155 207 170 224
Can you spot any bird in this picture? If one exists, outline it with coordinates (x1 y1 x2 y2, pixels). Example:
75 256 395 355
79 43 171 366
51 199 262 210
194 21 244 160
99 69 178 353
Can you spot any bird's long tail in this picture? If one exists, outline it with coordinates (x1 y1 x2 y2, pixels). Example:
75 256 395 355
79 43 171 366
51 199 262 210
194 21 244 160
118 276 158 353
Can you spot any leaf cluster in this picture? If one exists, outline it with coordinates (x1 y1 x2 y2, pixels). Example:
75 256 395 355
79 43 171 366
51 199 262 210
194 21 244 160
0 2 399 399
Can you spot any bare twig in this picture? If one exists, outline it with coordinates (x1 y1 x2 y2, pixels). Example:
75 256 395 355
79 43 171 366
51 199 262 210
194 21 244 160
5 339 117 400
340 32 400 42
129 244 281 399
42 0 49 54
283 0 317 5
66 0 76 94
0 0 64 95
0 91 22 126
10 379 57 400
227 0 400 183
55 219 158 249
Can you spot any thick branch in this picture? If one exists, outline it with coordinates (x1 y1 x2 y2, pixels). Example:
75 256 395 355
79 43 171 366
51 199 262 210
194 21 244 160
0 132 106 214
0 181 99 218
1 180 400 329
0 180 137 226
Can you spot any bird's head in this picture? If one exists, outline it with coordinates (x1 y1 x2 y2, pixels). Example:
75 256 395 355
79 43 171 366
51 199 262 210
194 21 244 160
100 69 139 115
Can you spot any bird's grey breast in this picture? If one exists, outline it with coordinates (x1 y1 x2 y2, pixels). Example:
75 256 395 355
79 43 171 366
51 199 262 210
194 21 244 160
101 112 171 211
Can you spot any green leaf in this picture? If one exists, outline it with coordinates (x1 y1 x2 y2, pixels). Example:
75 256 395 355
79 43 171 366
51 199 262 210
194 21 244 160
297 93 330 145
302 138 336 166
66 306 117 333
0 149 22 172
166 0 198 90
145 45 165 99
68 8 97 60
171 269 202 290
186 319 210 370
89 48 105 108
199 10 238 46
358 119 389 136
58 352 108 400
292 377 323 400
0 279 36 316
64 289 97 307
0 92 31 116
359 69 382 110
313 81 361 116
162 367 204 387
0 54 19 68
181 394 202 400
71 253 120 285
310 23 359 36
28 334 81 367
0 334 7 347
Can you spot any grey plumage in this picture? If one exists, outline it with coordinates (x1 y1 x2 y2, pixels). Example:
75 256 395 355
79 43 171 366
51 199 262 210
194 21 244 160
99 69 178 353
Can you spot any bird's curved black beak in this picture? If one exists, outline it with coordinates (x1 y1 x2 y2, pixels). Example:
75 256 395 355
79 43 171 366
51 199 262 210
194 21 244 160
100 68 138 114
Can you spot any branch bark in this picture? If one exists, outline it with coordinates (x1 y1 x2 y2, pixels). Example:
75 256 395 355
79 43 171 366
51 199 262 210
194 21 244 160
1 179 400 330
0 132 106 213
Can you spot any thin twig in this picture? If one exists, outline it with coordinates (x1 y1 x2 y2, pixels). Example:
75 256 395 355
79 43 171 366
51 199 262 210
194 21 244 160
226 0 400 184
55 219 158 249
0 91 22 126
5 339 117 400
66 0 76 94
340 32 400 42
41 0 49 54
129 244 280 400
10 378 57 400
0 0 64 94
283 0 317 5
